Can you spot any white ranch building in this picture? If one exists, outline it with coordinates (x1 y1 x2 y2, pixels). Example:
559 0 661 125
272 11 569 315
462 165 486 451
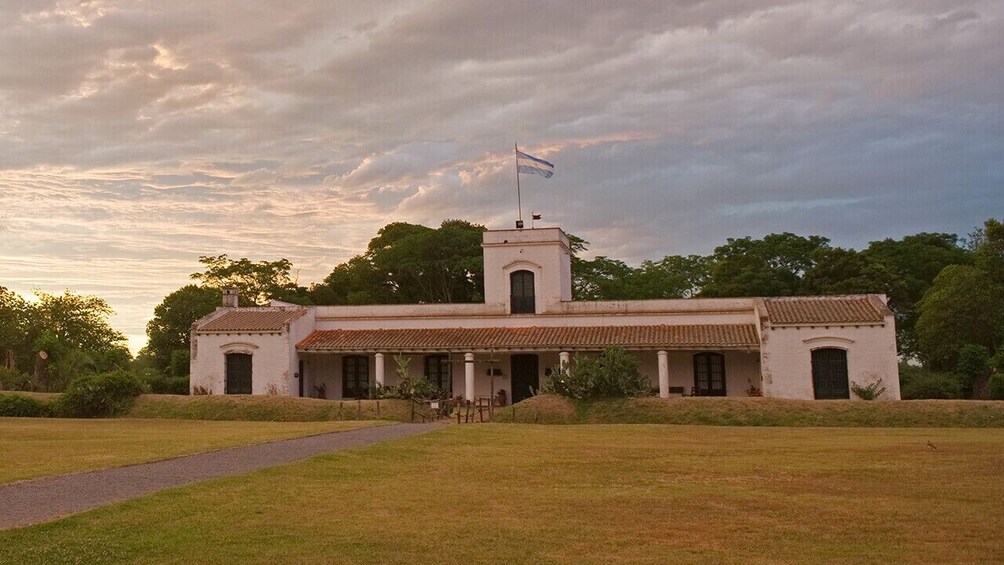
190 227 901 401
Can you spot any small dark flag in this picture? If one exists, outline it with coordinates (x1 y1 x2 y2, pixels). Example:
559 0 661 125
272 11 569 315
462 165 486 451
532 214 542 220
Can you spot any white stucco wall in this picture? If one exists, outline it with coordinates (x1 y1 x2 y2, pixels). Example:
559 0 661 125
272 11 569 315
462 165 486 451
760 323 900 400
190 332 293 395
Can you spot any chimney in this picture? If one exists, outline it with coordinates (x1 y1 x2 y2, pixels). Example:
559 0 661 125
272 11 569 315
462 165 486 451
222 288 239 308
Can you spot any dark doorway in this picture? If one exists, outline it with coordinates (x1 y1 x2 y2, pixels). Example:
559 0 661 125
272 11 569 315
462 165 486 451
298 359 304 398
510 354 539 403
342 355 370 399
510 270 535 314
693 352 726 396
812 348 849 399
225 353 252 394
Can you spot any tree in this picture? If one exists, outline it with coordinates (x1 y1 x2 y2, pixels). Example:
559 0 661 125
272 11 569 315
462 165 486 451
569 233 709 301
191 255 310 306
971 218 1004 283
804 247 904 296
863 232 971 359
916 265 1004 369
571 254 709 300
572 256 637 300
955 344 993 399
700 233 830 297
0 288 29 370
31 291 126 355
636 255 710 299
0 288 128 390
145 285 222 373
310 255 390 305
311 220 486 305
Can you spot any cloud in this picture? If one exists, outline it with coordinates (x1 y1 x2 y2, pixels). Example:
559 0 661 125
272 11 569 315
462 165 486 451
1 0 1002 350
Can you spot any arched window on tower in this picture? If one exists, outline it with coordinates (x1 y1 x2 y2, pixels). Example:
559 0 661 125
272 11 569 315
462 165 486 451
510 270 536 314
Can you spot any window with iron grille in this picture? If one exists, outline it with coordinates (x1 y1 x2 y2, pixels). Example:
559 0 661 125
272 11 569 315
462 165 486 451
510 270 535 314
811 348 850 399
225 353 252 394
342 355 369 399
693 352 726 396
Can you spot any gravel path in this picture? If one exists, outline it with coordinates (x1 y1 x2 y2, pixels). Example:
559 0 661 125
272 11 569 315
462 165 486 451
0 422 443 531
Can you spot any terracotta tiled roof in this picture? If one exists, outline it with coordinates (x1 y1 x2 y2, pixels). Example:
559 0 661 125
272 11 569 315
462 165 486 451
763 296 886 325
198 309 307 333
297 324 759 352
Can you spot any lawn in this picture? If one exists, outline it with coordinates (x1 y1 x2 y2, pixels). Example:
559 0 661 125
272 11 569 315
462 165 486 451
493 395 1004 427
1 424 1001 564
0 418 386 484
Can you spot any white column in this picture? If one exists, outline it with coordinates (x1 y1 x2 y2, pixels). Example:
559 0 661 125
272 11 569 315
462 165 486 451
374 353 385 387
559 351 571 373
658 350 670 398
464 352 475 401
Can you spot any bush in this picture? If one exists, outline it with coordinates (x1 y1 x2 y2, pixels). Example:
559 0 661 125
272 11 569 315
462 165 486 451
541 347 650 400
147 375 189 395
989 372 1004 401
901 370 962 400
133 368 189 395
0 366 34 391
57 370 147 418
851 379 887 400
0 394 50 417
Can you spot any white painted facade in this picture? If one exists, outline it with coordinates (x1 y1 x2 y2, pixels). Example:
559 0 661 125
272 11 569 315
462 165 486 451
191 227 900 401
758 323 901 400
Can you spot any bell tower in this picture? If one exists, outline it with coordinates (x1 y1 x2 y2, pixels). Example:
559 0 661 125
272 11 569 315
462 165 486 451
482 227 572 314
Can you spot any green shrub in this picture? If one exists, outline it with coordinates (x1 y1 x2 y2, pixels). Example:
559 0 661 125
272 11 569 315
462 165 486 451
131 368 188 395
901 370 962 400
57 370 147 418
851 379 887 400
0 366 35 391
146 375 189 395
541 347 650 400
0 394 49 417
989 373 1004 401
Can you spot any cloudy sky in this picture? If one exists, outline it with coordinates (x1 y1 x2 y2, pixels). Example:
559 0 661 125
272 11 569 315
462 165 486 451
1 0 1001 352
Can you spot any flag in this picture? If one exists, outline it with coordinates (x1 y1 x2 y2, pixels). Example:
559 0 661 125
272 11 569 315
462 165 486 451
531 213 542 220
516 149 555 178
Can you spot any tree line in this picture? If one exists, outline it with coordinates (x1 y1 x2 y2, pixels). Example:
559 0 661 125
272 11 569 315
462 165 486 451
3 218 1001 397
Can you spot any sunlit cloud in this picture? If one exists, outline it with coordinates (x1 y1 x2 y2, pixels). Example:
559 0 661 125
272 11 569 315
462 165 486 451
1 0 1001 351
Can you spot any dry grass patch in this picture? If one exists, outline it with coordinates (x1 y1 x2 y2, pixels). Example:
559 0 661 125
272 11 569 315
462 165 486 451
0 418 386 484
1 425 1001 564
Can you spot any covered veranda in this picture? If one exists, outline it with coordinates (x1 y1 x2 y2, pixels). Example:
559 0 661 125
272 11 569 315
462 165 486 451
295 324 762 401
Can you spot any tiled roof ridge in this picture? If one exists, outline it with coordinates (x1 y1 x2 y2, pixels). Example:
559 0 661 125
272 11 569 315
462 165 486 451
762 294 887 325
197 308 308 333
297 323 759 351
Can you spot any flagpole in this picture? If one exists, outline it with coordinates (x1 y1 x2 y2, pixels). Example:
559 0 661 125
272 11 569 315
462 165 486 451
514 142 523 228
